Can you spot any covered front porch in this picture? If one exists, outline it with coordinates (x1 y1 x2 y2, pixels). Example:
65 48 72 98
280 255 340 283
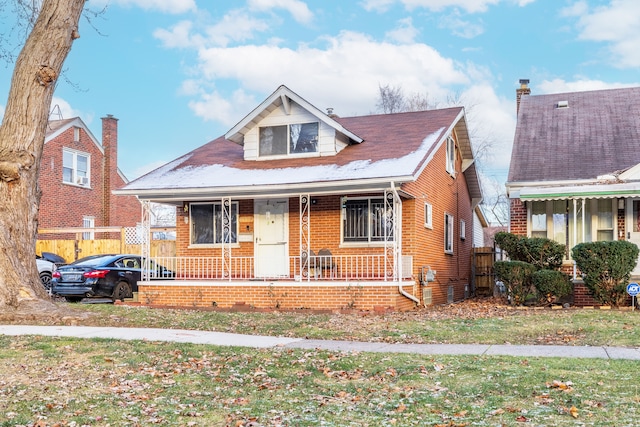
136 189 421 311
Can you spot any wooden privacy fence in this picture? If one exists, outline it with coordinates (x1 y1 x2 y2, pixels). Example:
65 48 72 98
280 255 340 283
37 226 176 263
472 247 496 296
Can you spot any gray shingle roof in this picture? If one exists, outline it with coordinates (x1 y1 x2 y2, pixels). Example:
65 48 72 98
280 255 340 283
508 86 640 183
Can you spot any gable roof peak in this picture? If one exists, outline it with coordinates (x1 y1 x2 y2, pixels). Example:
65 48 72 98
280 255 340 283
225 85 363 145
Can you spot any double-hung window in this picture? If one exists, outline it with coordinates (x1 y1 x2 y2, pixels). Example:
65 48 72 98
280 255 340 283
424 202 433 229
343 197 393 243
259 122 319 156
82 217 94 240
63 148 90 187
190 202 238 245
445 136 455 175
445 213 454 254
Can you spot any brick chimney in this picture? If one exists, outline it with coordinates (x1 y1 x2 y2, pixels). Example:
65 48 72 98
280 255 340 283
101 114 118 227
516 79 531 114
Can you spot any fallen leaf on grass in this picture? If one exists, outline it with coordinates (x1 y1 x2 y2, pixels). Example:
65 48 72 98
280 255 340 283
570 405 579 418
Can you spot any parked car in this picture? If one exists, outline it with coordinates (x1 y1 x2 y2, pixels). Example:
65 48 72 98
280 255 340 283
39 252 67 267
36 257 57 291
51 254 174 303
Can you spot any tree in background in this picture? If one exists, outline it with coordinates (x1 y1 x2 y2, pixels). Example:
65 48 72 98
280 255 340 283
375 83 507 225
0 0 85 313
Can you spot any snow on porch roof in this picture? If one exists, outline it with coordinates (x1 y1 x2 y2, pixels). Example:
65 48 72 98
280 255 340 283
518 181 640 201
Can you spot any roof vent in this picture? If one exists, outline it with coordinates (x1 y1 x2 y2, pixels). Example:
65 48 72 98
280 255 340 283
556 100 569 109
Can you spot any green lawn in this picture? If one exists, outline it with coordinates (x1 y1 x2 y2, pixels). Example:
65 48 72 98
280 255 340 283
32 301 640 347
0 335 638 426
1 302 639 426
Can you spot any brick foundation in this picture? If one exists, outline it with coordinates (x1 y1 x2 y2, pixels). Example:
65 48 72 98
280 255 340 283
139 281 419 311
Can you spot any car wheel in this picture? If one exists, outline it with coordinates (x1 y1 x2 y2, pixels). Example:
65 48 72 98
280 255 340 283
112 281 132 302
65 297 83 303
39 272 52 290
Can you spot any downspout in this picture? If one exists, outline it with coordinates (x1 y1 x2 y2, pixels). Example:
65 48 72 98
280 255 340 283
390 182 420 305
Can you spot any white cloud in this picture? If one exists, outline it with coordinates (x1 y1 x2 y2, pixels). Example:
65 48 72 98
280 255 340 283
572 0 640 68
460 82 515 184
189 31 469 124
362 0 502 13
91 0 196 14
559 0 588 17
385 17 419 43
154 20 201 48
154 10 271 48
438 11 484 38
49 97 86 122
537 78 639 94
247 0 314 23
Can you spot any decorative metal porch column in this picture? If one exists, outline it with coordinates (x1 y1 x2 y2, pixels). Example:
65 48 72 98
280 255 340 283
221 197 232 281
385 188 402 281
140 199 151 281
300 194 311 281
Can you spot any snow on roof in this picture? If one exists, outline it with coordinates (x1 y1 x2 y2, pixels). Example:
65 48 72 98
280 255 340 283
123 128 443 192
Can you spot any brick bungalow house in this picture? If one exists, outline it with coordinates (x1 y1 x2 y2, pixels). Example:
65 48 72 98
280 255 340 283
506 80 640 305
38 114 140 241
116 85 483 311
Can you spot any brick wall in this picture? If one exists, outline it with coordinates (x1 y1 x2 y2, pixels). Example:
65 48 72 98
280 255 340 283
38 117 141 240
38 125 106 238
509 198 527 235
168 128 476 309
139 282 416 311
401 131 474 306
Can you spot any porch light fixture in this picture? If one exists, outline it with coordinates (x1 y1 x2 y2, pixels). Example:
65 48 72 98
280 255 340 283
183 203 189 212
618 198 625 210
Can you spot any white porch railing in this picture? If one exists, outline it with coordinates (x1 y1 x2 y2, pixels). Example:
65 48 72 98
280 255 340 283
149 254 413 281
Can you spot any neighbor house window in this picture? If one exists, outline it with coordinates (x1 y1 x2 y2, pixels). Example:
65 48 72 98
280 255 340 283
596 199 614 241
445 213 454 253
259 122 319 156
530 201 547 238
460 219 466 240
445 136 455 175
63 148 90 186
190 202 238 245
343 197 393 243
82 217 94 240
424 202 433 229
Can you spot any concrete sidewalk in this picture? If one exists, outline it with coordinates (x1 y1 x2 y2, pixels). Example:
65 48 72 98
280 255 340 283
1 325 639 360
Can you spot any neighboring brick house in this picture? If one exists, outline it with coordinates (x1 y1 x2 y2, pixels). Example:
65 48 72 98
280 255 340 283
506 80 640 305
38 114 140 240
116 85 483 311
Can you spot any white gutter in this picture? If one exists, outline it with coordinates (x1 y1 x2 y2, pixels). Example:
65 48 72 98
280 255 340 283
391 182 420 305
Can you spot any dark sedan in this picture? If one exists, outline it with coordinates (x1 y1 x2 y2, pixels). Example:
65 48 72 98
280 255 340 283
52 254 174 303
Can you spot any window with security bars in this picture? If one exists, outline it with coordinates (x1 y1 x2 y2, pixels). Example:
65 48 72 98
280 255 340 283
190 202 238 245
343 198 393 243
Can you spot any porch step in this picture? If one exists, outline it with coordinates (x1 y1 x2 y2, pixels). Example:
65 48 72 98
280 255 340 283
124 292 139 303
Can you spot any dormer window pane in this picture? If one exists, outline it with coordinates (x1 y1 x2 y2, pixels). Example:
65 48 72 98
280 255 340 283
259 122 319 156
259 125 287 156
290 123 318 153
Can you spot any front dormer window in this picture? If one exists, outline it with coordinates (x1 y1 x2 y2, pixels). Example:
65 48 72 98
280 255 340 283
259 122 318 156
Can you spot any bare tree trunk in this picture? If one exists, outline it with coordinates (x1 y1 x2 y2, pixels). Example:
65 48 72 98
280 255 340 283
0 0 84 312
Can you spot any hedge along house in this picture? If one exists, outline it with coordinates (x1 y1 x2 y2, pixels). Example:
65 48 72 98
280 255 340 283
506 81 640 305
116 85 482 311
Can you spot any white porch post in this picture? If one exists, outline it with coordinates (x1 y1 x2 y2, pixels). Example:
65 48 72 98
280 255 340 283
221 197 232 281
141 199 151 282
385 187 402 281
572 199 577 249
300 194 311 281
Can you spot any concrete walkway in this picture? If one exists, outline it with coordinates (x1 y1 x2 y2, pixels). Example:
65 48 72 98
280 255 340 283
1 325 639 360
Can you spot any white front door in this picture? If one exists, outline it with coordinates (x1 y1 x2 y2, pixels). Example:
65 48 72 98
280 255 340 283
625 199 640 276
255 199 289 277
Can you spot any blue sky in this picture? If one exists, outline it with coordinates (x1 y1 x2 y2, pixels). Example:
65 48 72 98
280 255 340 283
1 0 639 203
